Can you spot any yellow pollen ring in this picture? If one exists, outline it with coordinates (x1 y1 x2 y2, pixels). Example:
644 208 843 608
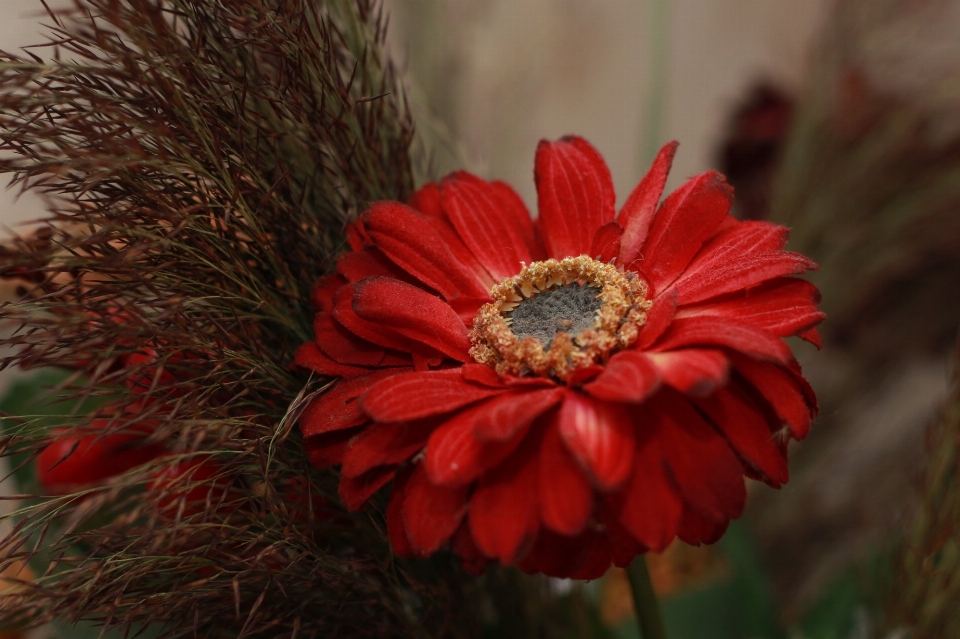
468 255 651 381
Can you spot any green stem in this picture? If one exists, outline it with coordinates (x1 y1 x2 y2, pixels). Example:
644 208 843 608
627 556 668 639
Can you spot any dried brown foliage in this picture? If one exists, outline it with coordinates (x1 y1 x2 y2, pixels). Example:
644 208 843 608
0 0 501 636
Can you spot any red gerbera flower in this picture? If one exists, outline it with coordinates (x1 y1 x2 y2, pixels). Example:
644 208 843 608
294 136 823 579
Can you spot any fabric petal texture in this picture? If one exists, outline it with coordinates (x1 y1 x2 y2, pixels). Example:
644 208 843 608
293 137 823 579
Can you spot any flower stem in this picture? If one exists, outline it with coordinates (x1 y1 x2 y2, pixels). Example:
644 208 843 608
626 556 667 639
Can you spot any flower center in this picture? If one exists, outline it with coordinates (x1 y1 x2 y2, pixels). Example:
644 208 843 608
469 256 651 381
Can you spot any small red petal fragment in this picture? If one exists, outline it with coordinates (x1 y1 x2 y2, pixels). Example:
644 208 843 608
341 421 435 479
473 388 564 442
338 465 397 511
655 316 793 364
695 389 788 486
590 222 623 263
619 141 679 265
673 221 817 306
460 363 506 387
677 506 729 546
539 421 594 535
363 202 489 299
386 466 416 557
584 350 661 403
291 341 370 378
313 313 386 367
352 277 471 362
635 287 678 349
402 464 470 555
535 136 616 258
407 182 443 219
469 446 540 563
360 368 502 422
657 396 746 522
425 399 532 487
452 523 492 575
557 391 637 490
639 171 733 292
441 172 534 280
616 436 683 552
732 354 816 439
798 327 823 348
646 349 729 396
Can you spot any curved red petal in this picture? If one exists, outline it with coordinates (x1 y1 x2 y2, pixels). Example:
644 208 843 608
694 388 789 486
468 445 540 563
473 387 564 442
360 368 503 422
535 136 616 258
646 349 729 396
338 465 397 511
340 420 435 479
401 464 470 555
352 277 471 362
386 466 416 557
654 316 793 364
440 172 535 280
732 354 816 440
313 313 388 367
619 141 678 265
673 221 817 306
676 278 824 338
616 436 682 552
656 395 746 522
489 180 543 259
298 370 399 437
638 171 732 292
635 287 678 349
362 201 490 299
589 221 623 263
677 506 729 546
332 285 419 354
291 341 370 378
558 391 636 490
584 350 661 403
424 398 532 487
538 421 593 535
407 182 443 219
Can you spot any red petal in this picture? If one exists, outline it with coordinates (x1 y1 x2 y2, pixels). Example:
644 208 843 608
461 363 506 387
338 465 397 511
362 201 490 299
489 180 543 259
617 436 682 552
646 349 729 396
619 141 678 265
304 427 360 469
678 507 729 546
311 274 345 313
535 136 616 258
638 171 732 292
635 287 678 349
441 172 535 280
452 522 491 575
291 341 370 378
558 391 636 490
798 327 823 348
656 395 746 522
568 540 613 580
352 277 471 362
333 285 420 354
38 433 163 494
360 368 503 422
341 420 435 478
424 399 532 487
386 466 416 557
539 421 593 535
468 445 540 563
401 464 470 555
336 247 408 284
590 222 623 263
584 350 661 403
313 313 388 367
676 278 824 339
473 387 565 442
298 370 398 437
673 221 817 305
695 389 788 486
654 316 792 363
732 355 816 439
407 182 443 219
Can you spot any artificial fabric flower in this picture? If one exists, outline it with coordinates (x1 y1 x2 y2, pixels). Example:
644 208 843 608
294 136 823 578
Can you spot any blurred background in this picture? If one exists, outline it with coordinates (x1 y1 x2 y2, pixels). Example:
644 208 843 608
3 0 960 637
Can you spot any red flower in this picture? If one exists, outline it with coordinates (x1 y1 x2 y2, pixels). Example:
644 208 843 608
294 137 823 578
